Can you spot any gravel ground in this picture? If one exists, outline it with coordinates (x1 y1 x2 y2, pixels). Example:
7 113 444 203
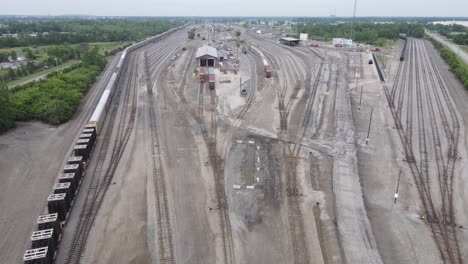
0 53 120 264
352 51 442 264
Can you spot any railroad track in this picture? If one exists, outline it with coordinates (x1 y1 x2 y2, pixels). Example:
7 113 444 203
286 59 323 264
405 41 416 162
144 33 189 264
64 32 184 264
193 78 235 264
393 45 410 120
383 38 463 264
177 47 197 104
208 91 235 264
249 33 327 264
219 51 260 161
65 49 139 264
422 40 462 264
149 97 175 264
252 35 323 263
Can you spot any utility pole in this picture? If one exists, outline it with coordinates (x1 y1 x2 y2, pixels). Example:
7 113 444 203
163 88 167 110
240 77 242 95
359 86 363 110
144 51 152 94
366 106 373 145
394 169 402 204
355 72 359 89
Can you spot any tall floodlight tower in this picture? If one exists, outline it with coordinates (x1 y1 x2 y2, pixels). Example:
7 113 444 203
350 0 358 41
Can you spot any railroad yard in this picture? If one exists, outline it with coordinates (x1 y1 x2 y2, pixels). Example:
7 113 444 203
2 22 468 264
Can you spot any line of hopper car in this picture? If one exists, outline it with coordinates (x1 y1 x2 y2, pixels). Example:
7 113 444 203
23 25 184 264
399 33 407 61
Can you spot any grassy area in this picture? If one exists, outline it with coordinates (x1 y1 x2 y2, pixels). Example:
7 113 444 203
0 41 130 62
242 144 256 186
460 45 468 54
380 39 397 48
88 42 132 54
375 54 389 66
7 60 79 88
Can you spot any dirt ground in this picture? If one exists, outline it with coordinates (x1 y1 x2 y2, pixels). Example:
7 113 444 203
4 24 468 264
351 51 442 264
0 54 120 263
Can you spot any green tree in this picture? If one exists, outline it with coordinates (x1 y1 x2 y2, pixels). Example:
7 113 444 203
0 52 8 62
235 31 241 37
81 48 106 68
7 68 16 80
188 31 195 40
47 46 76 63
24 48 36 60
42 99 73 125
0 84 15 132
9 50 17 60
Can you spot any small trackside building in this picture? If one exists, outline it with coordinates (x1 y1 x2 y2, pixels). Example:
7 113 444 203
280 37 300 46
196 45 219 68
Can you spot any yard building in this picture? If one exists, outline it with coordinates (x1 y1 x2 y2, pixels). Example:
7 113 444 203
280 37 300 46
196 45 219 68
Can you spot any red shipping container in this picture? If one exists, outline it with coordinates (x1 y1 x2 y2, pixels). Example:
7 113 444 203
209 74 215 90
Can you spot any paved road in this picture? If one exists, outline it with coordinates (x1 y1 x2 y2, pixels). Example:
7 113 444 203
8 62 77 89
426 30 468 65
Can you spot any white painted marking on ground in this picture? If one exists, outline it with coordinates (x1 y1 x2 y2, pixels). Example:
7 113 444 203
246 185 255 189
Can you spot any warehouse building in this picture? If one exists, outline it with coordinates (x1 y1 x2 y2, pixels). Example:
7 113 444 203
196 45 219 68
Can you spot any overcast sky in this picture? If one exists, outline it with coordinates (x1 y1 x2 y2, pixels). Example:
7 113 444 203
1 0 467 17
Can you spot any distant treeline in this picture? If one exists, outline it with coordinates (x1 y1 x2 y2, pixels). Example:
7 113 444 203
295 22 424 45
426 24 468 45
0 19 178 48
427 35 468 89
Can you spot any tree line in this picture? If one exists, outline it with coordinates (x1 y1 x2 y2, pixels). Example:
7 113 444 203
426 23 468 45
1 43 129 83
427 35 468 89
0 19 178 48
295 22 425 45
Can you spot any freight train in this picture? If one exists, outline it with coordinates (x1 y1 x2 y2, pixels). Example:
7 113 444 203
251 45 272 78
399 34 408 62
22 25 184 264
